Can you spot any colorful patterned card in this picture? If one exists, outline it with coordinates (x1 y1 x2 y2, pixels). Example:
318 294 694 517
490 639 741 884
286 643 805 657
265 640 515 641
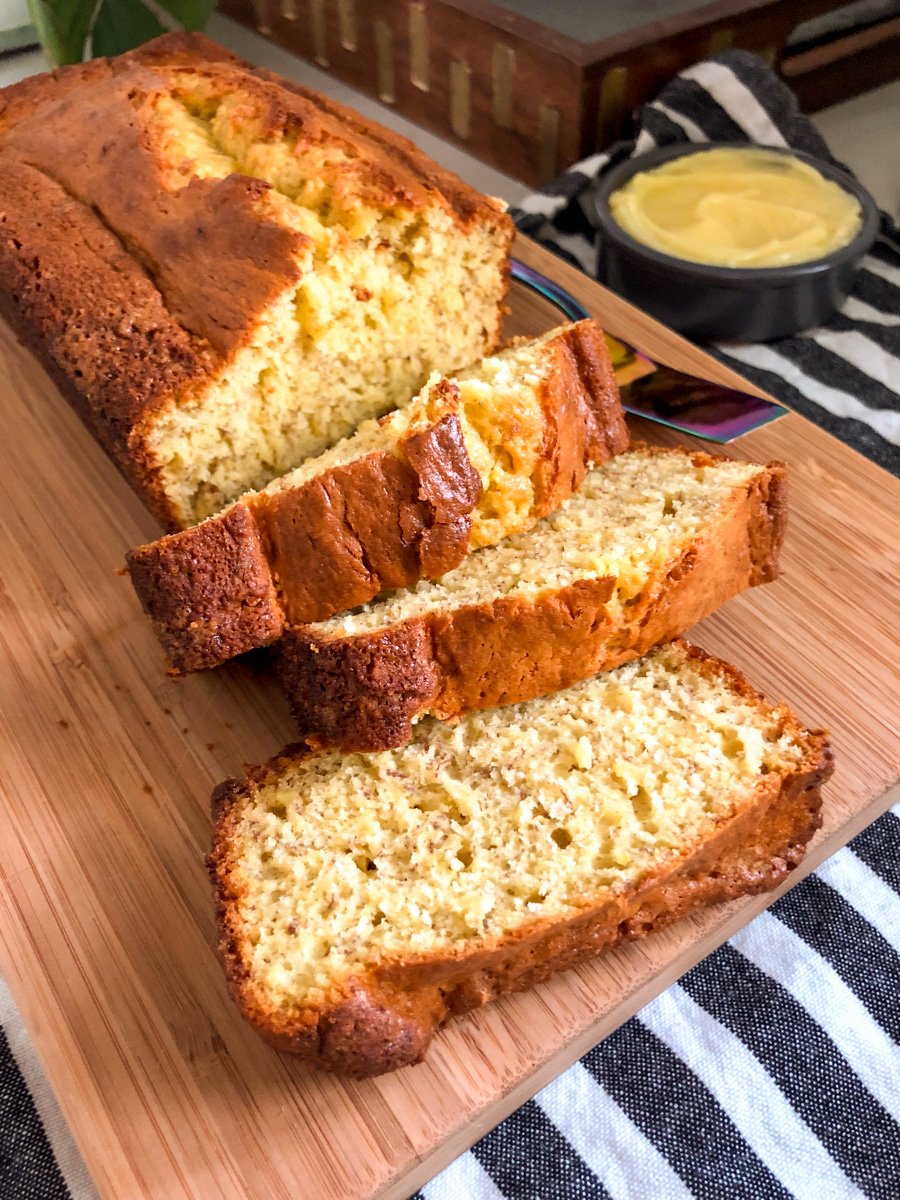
512 259 787 442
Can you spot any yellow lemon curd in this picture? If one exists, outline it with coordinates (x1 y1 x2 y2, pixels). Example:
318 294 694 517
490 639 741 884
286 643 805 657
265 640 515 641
609 147 862 268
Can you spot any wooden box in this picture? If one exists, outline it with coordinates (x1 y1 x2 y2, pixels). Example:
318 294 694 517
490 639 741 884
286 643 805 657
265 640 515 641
215 0 900 185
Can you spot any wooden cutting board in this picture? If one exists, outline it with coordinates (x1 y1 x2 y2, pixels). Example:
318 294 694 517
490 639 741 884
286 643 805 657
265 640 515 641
1 235 898 1200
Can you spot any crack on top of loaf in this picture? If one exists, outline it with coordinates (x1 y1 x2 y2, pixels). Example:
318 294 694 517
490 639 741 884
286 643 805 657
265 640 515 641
141 68 439 242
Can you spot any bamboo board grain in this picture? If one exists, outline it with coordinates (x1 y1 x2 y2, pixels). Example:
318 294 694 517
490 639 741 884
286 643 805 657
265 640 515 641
0 233 899 1200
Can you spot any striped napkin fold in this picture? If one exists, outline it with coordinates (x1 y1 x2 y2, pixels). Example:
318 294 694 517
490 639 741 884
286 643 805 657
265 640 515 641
1 50 898 1200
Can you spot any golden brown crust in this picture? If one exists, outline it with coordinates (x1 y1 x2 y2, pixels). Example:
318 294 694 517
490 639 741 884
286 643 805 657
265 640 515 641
0 160 207 527
0 36 244 527
125 411 484 672
243 65 509 233
529 318 629 518
0 33 238 136
253 409 485 621
0 33 512 528
278 451 788 751
208 645 833 1077
126 505 286 672
126 322 627 672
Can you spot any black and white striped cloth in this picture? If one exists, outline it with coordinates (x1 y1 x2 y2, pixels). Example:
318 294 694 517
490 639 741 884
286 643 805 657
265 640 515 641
2 52 898 1200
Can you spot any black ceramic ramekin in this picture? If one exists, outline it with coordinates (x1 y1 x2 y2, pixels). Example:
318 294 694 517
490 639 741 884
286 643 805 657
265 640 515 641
594 142 879 341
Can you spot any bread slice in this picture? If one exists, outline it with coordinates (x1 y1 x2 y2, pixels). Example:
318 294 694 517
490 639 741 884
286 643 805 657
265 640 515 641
125 321 627 673
0 34 512 529
277 446 786 750
209 640 832 1077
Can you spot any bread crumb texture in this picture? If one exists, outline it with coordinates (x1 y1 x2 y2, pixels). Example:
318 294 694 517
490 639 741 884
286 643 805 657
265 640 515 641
436 335 555 547
226 642 807 1012
142 79 509 523
320 448 761 636
259 327 559 541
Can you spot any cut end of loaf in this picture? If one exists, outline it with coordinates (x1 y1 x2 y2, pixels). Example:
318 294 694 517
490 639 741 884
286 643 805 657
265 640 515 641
210 642 831 1073
139 69 512 526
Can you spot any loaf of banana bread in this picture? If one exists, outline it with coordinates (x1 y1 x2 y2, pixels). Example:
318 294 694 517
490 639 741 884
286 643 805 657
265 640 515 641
125 321 627 672
277 445 786 749
209 640 831 1076
0 34 512 529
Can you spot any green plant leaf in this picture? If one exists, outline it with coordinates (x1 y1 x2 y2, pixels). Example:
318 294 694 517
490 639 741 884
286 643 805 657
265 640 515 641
26 0 94 67
26 0 214 66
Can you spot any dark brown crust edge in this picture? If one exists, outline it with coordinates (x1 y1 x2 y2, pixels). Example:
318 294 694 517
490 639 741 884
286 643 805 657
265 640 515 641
125 321 627 674
208 642 833 1077
125 407 483 673
0 159 201 531
0 36 243 530
527 318 628 519
278 449 788 751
